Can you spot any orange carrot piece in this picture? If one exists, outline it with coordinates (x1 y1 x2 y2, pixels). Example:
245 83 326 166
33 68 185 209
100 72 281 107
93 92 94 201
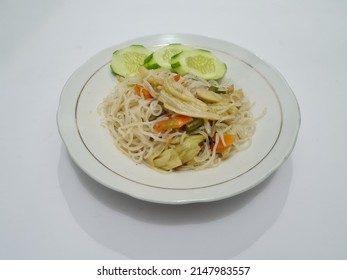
153 115 193 133
134 84 152 100
212 134 236 152
173 74 181 82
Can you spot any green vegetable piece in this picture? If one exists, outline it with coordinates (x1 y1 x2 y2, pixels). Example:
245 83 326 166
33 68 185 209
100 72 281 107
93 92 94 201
171 49 227 80
110 45 152 77
196 88 225 103
144 43 192 70
208 85 227 94
153 149 182 171
174 135 205 164
143 53 161 69
185 119 204 133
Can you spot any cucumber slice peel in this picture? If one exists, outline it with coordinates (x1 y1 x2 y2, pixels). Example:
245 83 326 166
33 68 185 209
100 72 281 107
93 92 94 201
144 43 192 70
171 49 227 80
110 45 152 77
143 53 160 69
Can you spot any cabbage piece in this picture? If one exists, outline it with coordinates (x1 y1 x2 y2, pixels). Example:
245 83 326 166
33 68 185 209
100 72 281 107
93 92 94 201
174 135 205 164
159 77 221 120
195 88 225 103
146 135 205 171
153 149 182 171
145 144 165 167
163 78 206 106
158 89 220 120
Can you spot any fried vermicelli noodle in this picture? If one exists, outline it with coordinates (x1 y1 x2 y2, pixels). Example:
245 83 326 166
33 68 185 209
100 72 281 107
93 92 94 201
99 67 257 172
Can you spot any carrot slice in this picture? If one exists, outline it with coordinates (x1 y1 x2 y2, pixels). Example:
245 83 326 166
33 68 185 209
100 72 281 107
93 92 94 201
134 84 152 99
173 74 181 82
153 115 193 133
212 134 236 152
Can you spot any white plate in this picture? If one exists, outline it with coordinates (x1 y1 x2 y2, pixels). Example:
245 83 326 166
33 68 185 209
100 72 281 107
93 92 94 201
57 34 300 204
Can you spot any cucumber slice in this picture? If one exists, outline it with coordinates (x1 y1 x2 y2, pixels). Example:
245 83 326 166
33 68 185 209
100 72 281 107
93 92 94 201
144 43 192 70
171 49 227 80
110 45 152 77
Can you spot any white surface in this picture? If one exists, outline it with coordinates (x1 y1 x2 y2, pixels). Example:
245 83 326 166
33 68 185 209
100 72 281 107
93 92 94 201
57 34 299 204
1 0 346 259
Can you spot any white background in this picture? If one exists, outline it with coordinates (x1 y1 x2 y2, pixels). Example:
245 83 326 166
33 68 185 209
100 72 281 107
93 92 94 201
1 0 346 260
